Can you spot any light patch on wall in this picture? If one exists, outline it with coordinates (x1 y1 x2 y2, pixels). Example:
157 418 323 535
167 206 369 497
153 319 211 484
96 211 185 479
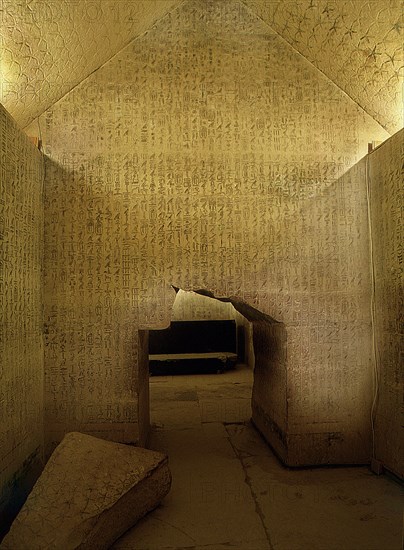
171 290 234 321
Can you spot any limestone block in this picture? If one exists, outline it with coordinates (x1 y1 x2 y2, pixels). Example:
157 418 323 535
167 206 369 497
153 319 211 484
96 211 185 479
1 432 171 550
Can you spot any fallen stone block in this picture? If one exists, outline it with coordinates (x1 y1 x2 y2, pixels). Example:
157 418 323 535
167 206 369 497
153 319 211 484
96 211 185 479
1 432 171 549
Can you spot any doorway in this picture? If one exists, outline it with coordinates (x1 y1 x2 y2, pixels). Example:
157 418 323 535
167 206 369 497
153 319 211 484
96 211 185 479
148 288 255 430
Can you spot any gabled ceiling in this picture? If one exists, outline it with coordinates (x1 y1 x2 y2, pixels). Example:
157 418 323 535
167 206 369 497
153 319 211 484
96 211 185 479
1 0 402 134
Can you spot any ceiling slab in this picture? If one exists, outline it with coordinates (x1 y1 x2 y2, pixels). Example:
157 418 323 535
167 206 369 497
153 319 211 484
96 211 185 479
242 0 403 134
1 0 182 129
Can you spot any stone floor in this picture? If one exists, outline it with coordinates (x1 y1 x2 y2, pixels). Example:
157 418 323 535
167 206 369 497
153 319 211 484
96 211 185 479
113 364 403 550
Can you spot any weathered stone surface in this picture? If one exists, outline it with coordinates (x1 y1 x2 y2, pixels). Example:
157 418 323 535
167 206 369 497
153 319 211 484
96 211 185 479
1 432 171 550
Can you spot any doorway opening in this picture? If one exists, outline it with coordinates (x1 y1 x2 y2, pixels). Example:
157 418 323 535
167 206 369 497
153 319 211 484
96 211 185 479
148 288 256 430
149 288 254 376
138 287 286 463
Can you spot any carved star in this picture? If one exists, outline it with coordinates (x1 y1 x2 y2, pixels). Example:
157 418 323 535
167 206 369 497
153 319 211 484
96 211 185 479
344 24 357 39
382 51 399 66
391 21 403 33
368 45 382 61
322 5 335 17
329 20 342 33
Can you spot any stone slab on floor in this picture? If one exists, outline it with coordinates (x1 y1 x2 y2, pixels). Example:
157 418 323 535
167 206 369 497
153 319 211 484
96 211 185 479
1 432 171 550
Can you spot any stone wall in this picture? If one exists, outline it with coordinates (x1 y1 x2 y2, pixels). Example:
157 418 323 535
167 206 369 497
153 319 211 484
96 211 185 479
0 104 44 533
369 130 403 478
283 158 375 465
36 0 389 463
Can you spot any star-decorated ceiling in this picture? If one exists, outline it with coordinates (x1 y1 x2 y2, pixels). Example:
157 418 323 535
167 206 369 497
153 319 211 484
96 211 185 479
243 0 403 134
1 0 402 133
0 0 182 129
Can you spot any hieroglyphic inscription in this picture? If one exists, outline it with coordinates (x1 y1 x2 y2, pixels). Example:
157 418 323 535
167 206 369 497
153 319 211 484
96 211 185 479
39 0 388 454
0 104 44 490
